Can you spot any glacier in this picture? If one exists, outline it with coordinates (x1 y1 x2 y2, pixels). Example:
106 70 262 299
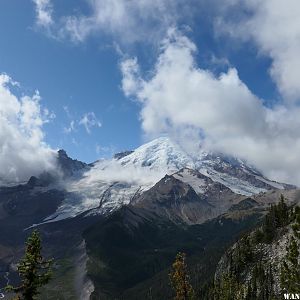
41 136 287 223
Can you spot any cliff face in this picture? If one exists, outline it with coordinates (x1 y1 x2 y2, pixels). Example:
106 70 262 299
216 227 292 296
213 199 300 299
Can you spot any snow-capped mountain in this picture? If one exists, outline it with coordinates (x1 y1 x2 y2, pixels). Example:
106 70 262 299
118 137 196 171
39 137 294 225
118 137 288 194
0 136 297 298
57 149 89 177
0 139 297 300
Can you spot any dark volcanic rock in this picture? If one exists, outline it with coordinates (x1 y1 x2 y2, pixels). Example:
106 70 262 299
113 151 134 160
173 168 241 214
57 149 88 177
0 179 66 248
134 175 214 224
229 198 259 211
27 172 56 187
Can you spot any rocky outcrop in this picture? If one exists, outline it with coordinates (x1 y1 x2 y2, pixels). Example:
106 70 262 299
134 175 215 224
214 200 300 298
113 151 134 160
57 149 88 178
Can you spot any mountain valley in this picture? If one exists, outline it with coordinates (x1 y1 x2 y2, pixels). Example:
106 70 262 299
0 137 299 299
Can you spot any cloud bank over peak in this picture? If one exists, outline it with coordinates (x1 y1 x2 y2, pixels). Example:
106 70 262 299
29 1 300 186
121 30 300 185
0 74 57 185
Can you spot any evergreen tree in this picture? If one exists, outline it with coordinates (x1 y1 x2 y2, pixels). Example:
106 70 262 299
212 272 246 300
238 236 253 269
281 205 300 294
253 229 264 244
276 195 289 227
169 252 195 300
6 230 53 300
291 205 300 239
262 195 289 243
281 236 300 293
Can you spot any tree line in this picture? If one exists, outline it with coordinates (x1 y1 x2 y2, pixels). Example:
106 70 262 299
169 195 300 300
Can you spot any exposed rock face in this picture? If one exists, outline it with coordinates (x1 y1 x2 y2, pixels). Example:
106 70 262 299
214 199 300 298
57 149 88 177
0 183 65 242
216 227 292 296
134 175 215 224
113 151 134 160
229 198 259 212
27 172 57 187
173 168 241 214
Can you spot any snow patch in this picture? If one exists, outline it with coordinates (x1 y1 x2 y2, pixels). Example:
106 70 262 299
173 169 207 194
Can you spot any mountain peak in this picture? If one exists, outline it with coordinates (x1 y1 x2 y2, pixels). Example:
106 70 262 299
58 149 68 158
41 136 294 224
113 150 134 160
117 136 291 196
57 149 87 177
118 136 196 173
134 173 214 224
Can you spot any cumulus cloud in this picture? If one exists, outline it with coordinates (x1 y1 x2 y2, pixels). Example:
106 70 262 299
121 29 300 185
0 74 57 185
121 57 142 96
217 0 300 103
32 0 53 27
31 0 300 186
79 112 102 134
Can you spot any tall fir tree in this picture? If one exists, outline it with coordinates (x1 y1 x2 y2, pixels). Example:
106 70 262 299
281 236 300 293
169 252 195 300
281 204 300 294
6 230 53 300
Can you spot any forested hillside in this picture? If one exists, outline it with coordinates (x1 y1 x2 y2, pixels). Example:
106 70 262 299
202 196 300 299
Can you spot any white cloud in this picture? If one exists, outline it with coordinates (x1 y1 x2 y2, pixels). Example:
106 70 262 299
120 57 142 97
0 74 56 185
217 0 300 103
32 0 53 27
121 30 300 185
62 108 102 135
64 120 75 134
30 1 300 186
79 112 102 134
83 159 165 187
96 144 115 156
65 0 182 43
32 0 190 44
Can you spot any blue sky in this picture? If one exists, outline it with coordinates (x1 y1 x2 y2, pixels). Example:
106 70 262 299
0 0 143 162
1 0 300 185
0 0 276 162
